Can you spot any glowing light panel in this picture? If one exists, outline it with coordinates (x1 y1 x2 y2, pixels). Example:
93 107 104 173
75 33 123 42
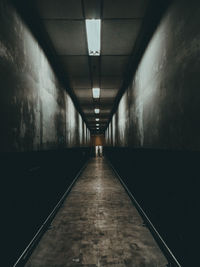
94 108 100 114
86 19 101 56
92 88 100 98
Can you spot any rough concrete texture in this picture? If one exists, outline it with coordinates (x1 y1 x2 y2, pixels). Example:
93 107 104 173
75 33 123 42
25 158 168 267
106 0 200 150
0 0 90 152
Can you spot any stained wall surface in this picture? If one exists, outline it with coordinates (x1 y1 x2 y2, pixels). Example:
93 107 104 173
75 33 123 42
0 0 90 153
105 0 200 265
0 2 91 265
106 0 200 151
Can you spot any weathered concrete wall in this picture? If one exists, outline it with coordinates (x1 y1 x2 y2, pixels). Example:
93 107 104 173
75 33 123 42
0 2 91 265
0 0 90 152
106 0 200 151
105 1 200 265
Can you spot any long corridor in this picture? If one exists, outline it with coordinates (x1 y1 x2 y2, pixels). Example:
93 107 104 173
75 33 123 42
25 158 167 267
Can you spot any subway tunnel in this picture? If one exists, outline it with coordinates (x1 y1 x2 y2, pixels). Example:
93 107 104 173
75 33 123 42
1 0 199 266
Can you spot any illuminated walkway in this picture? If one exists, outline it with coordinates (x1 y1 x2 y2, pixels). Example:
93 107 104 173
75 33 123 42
26 158 167 267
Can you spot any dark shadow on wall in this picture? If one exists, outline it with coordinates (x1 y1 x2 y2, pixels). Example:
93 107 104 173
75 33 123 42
1 148 91 266
105 147 199 267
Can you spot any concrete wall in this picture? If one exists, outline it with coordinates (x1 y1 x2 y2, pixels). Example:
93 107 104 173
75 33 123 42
0 2 91 265
105 1 200 265
106 0 200 151
0 0 90 152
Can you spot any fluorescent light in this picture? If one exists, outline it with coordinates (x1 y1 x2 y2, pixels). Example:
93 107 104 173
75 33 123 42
96 124 99 126
96 128 99 130
95 118 99 121
92 88 100 98
86 19 101 56
94 108 100 114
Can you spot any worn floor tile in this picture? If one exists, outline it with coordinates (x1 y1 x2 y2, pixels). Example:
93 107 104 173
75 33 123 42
25 158 168 267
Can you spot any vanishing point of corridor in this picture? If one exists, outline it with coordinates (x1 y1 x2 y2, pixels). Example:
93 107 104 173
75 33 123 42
25 158 167 267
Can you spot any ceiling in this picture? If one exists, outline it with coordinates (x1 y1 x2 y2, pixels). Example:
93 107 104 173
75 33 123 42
33 0 150 133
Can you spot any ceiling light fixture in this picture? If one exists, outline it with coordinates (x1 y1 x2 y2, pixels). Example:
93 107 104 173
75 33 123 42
94 108 100 114
92 88 100 98
95 118 99 121
96 124 99 126
96 128 99 130
85 19 101 56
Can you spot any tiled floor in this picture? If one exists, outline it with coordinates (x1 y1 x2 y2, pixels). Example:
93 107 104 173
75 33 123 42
25 157 168 267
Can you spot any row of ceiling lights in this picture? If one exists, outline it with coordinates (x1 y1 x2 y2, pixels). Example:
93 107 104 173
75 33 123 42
86 19 101 131
94 92 100 129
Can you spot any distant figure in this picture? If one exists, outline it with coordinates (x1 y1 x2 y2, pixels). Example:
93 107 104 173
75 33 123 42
95 145 103 157
98 146 100 157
